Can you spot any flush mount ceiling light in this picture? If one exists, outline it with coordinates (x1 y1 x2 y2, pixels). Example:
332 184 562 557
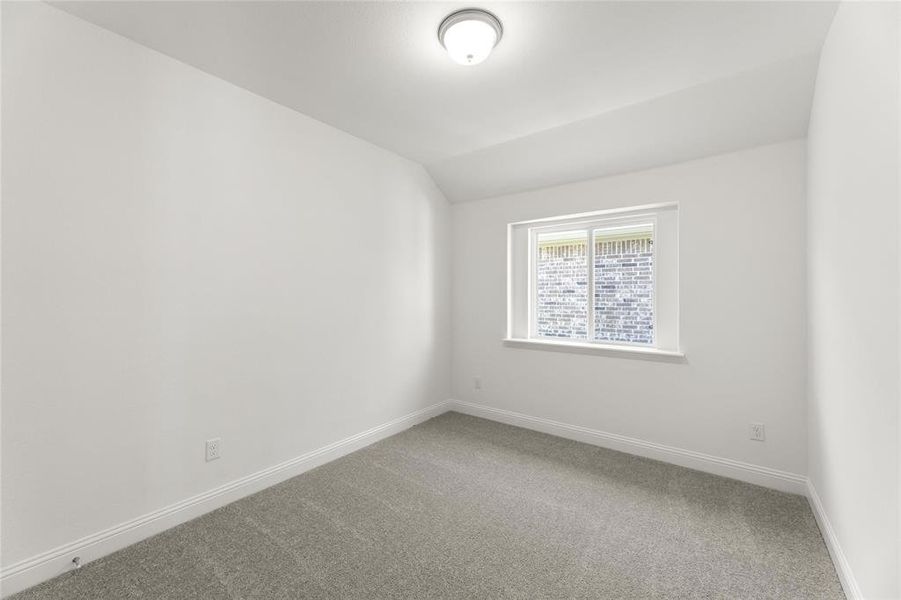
438 8 503 66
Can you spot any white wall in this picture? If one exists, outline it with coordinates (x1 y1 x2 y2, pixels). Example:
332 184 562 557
807 2 900 598
1 0 449 575
452 140 808 478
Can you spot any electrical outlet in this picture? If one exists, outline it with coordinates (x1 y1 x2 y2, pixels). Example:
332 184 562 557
474 376 482 391
750 423 765 442
205 438 221 462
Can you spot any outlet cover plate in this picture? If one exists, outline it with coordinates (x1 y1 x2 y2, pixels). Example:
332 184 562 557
750 423 765 442
205 438 221 461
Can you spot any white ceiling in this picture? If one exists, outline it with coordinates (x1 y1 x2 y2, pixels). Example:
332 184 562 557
54 1 837 202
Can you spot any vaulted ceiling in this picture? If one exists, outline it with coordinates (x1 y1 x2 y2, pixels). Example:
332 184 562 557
54 1 838 202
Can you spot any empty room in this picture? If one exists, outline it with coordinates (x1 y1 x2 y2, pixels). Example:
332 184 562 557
1 1 899 598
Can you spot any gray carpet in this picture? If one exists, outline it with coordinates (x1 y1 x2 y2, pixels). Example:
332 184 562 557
10 412 843 599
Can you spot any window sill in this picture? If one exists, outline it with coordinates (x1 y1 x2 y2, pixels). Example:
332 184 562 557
502 338 686 362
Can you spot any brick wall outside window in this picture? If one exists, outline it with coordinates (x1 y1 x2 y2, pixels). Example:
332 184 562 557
537 236 654 344
536 241 588 339
594 237 654 344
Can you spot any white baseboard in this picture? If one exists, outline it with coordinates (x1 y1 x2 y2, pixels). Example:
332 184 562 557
806 479 862 600
0 401 451 598
449 399 807 495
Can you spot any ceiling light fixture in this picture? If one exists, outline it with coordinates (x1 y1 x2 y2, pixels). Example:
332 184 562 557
438 8 503 66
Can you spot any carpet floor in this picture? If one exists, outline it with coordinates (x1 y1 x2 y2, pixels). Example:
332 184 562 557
10 412 843 599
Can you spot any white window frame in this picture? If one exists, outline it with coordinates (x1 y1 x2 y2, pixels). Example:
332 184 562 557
528 215 657 346
506 202 683 359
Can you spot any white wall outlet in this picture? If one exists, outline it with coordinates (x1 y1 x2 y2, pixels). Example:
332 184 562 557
474 376 482 391
205 438 221 461
750 423 766 441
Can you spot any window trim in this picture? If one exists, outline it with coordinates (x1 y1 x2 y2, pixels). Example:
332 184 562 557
502 337 685 360
506 202 682 360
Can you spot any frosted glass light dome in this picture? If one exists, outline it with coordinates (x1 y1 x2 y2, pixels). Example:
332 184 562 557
438 9 503 66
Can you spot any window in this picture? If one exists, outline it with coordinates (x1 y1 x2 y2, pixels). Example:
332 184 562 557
507 204 680 357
